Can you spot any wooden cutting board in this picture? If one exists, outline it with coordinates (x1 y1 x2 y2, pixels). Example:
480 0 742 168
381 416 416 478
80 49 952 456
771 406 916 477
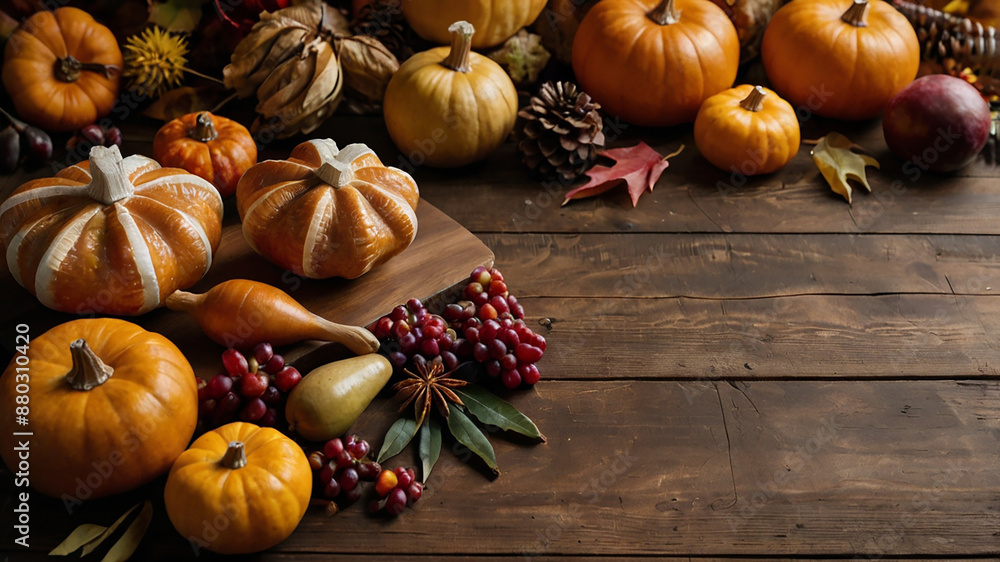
0 201 494 377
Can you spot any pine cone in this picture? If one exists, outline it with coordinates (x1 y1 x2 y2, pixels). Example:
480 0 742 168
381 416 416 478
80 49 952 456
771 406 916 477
894 0 1000 84
351 0 415 61
515 81 605 182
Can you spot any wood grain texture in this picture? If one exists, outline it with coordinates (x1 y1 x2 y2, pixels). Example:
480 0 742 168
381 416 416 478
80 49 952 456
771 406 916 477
6 380 997 559
482 232 1000 298
519 294 1000 380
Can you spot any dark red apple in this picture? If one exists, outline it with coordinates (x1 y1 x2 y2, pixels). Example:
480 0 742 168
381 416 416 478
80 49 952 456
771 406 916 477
882 74 991 173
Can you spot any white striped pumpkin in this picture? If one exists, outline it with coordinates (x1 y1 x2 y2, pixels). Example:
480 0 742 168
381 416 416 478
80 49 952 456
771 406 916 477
237 140 419 279
0 145 224 315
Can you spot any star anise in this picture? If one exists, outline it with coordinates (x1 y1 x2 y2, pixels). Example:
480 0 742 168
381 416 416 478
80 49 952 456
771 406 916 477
392 360 467 426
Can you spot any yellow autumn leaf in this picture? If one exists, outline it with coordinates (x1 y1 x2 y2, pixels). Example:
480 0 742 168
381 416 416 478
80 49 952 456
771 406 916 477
810 132 880 204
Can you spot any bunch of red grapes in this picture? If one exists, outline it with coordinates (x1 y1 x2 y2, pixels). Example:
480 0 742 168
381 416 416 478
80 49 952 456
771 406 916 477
196 343 303 429
370 467 423 516
308 435 381 505
369 266 546 389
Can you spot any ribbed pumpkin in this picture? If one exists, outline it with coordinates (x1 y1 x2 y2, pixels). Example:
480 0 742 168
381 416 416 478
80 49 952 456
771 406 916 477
2 7 123 132
0 145 223 315
0 318 198 500
761 0 919 120
153 112 258 199
164 422 311 555
383 21 518 168
401 0 547 48
237 139 419 279
572 0 739 127
694 85 800 175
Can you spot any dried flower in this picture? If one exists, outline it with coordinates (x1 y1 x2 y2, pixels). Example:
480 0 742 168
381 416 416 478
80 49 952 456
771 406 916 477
123 27 189 98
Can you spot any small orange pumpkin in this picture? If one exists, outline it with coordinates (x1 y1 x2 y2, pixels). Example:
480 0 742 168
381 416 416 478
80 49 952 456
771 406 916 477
164 422 311 554
761 0 919 120
153 112 258 199
401 0 547 48
237 139 419 279
694 85 800 175
0 145 224 315
0 318 198 500
2 7 123 132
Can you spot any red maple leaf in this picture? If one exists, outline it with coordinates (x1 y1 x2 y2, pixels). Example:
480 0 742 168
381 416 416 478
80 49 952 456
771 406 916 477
562 142 682 207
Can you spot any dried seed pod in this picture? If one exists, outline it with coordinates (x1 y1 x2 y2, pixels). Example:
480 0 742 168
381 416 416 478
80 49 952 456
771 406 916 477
336 34 400 104
253 38 344 138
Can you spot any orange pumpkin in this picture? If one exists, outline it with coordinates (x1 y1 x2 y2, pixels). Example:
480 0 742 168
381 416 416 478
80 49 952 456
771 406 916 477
237 139 419 279
0 145 224 315
164 422 311 554
572 0 740 127
2 7 123 132
153 112 258 198
694 85 800 175
0 318 198 500
761 0 919 120
401 0 547 48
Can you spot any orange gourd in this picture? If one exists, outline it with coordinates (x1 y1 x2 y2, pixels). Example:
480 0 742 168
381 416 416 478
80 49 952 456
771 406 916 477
164 422 311 555
401 0 547 48
165 279 380 354
0 145 224 315
761 0 919 121
694 85 800 175
237 139 419 279
2 7 123 132
572 0 739 127
0 318 197 500
153 112 258 198
383 21 518 167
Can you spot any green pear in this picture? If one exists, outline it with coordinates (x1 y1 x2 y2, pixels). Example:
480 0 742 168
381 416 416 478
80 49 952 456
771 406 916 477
285 354 392 442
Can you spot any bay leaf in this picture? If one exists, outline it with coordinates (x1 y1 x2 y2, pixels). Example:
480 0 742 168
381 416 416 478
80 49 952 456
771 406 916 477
447 407 499 477
810 132 880 204
80 502 141 557
102 500 153 562
453 384 545 442
48 524 107 556
419 417 442 481
377 416 418 463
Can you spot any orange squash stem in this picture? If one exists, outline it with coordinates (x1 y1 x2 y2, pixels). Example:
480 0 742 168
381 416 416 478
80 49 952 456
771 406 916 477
740 86 768 112
220 442 247 469
442 21 475 72
55 55 119 82
65 339 114 391
164 280 380 355
841 0 869 26
189 113 219 142
647 0 681 25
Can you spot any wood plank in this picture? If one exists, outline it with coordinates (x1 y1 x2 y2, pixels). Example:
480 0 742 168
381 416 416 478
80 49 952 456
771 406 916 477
5 380 998 558
0 201 493 377
482 232 1000 298
518 294 1000 380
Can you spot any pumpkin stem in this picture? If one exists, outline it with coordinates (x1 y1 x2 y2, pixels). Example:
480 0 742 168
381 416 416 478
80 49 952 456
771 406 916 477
315 160 353 186
442 21 475 73
65 339 114 391
87 145 135 204
54 55 120 83
164 289 203 313
841 0 869 27
739 86 768 112
220 442 248 469
189 113 219 142
647 0 681 25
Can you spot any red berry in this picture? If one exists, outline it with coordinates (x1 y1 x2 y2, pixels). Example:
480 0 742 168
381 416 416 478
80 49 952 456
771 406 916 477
252 342 273 365
502 329 520 348
460 301 477 321
441 350 459 371
324 478 341 499
263 354 285 374
515 343 544 363
261 385 282 405
391 320 411 340
420 338 439 357
389 351 408 369
406 298 424 312
511 303 526 319
489 295 509 315
473 343 489 362
338 467 360 492
471 291 489 307
357 461 381 481
373 316 393 339
488 280 508 297
531 334 547 352
259 407 278 427
390 305 407 322
478 303 498 321
438 333 453 352
274 366 302 392
240 372 269 398
464 281 484 300
442 303 464 321
480 320 500 342
213 392 241 423
324 438 345 459
197 381 211 403
470 266 491 286
342 486 363 504
486 360 502 377
335 450 353 469
399 333 418 354
452 338 473 358
519 363 541 385
103 126 123 148
501 369 521 389
320 462 337 484
376 469 398 497
222 348 249 377
206 374 233 400
308 451 325 471
348 439 370 459
407 482 423 504
464 326 480 343
386 488 407 515
488 339 507 359
239 398 267 422
79 124 104 146
500 354 518 371
396 470 413 490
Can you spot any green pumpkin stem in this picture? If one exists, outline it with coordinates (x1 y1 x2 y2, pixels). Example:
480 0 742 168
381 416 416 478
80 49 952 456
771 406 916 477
189 112 219 142
221 442 248 469
65 339 114 391
648 0 681 25
442 21 475 73
87 145 135 205
54 55 119 83
841 0 869 27
740 86 768 112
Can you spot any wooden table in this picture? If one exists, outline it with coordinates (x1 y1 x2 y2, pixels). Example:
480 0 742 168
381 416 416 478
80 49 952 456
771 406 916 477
2 113 999 560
